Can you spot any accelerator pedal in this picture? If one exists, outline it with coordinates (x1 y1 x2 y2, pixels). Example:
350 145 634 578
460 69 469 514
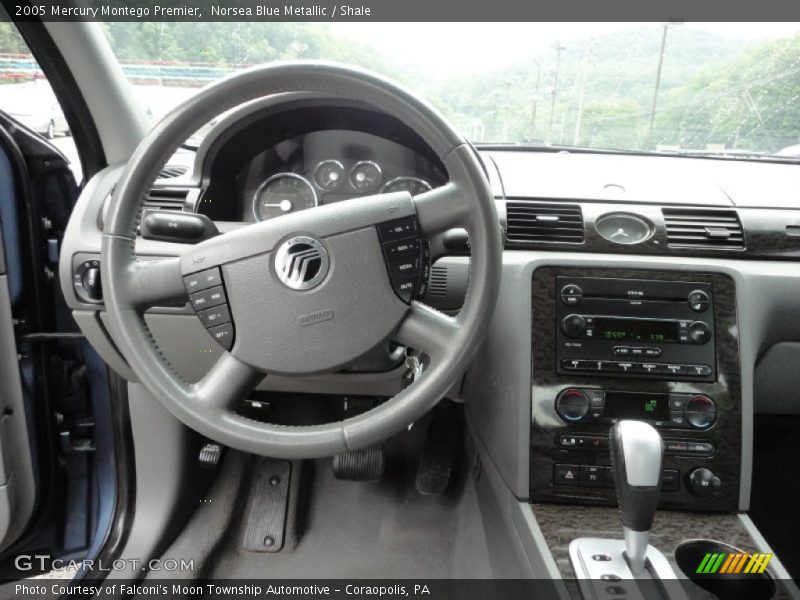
415 407 460 494
332 445 385 482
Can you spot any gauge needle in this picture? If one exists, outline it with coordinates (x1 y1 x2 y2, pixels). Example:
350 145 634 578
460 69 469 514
262 200 293 212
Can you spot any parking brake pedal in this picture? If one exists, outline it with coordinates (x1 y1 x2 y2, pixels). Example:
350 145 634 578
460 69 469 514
415 407 460 495
332 445 385 482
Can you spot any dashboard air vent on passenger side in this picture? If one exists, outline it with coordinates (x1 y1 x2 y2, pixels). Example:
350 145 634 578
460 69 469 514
506 201 584 244
662 208 744 249
144 188 190 212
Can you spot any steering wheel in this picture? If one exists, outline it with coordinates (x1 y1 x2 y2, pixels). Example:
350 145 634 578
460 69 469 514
102 62 501 458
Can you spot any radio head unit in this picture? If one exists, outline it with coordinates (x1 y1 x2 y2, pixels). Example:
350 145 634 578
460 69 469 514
555 277 716 382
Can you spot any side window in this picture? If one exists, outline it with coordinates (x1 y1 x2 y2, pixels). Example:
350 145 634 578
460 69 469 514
0 20 82 181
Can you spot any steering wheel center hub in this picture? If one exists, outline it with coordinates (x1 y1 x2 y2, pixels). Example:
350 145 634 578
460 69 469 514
274 235 330 291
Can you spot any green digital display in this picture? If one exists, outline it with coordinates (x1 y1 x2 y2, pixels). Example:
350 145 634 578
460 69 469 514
604 391 670 421
595 317 678 343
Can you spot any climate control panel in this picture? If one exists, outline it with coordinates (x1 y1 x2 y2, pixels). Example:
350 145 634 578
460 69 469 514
554 388 717 430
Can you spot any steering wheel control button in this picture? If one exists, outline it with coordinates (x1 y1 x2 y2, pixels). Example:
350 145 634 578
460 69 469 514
388 256 420 279
382 236 420 260
198 305 231 328
190 286 227 311
377 217 418 242
183 267 222 294
560 284 583 306
687 289 711 312
207 322 235 351
274 236 329 291
392 277 417 303
377 217 427 304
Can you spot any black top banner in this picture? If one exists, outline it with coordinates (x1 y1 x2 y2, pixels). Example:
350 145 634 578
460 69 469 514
5 0 800 22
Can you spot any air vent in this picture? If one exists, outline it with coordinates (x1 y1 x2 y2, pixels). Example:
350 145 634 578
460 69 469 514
662 209 744 249
428 265 448 298
144 188 189 212
506 202 584 243
158 165 189 179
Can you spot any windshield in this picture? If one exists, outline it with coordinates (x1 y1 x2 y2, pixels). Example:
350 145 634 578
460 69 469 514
8 21 800 159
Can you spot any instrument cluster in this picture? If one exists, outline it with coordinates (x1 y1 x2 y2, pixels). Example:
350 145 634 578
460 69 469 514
251 159 433 222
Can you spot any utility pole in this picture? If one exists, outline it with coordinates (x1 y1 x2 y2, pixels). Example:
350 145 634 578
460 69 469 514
548 42 565 142
647 22 681 149
572 41 593 146
530 59 541 141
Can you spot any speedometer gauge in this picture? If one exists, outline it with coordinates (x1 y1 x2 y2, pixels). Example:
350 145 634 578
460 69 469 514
381 176 432 196
252 173 317 221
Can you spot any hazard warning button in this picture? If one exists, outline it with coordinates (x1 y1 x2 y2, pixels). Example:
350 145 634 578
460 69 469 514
554 464 580 486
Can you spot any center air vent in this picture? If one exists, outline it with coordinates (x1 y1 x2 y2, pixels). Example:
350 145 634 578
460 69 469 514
144 188 190 212
506 202 584 243
662 209 744 249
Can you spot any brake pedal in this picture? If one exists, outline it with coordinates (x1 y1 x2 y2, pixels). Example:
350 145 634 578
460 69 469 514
332 445 385 482
415 408 459 494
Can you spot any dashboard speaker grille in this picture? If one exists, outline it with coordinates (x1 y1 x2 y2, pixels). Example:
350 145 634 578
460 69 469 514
662 208 744 249
506 201 584 243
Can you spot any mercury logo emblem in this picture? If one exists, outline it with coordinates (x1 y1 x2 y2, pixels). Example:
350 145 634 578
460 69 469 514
274 236 329 290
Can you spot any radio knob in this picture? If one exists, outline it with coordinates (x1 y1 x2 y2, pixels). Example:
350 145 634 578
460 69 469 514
684 395 717 429
687 289 711 312
688 321 712 344
561 314 587 338
556 389 591 423
687 468 721 497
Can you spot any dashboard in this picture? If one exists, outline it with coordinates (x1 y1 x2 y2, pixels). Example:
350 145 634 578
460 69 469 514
60 93 800 517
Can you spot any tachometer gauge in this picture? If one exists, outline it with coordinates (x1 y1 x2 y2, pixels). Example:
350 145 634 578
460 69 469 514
350 161 382 193
381 176 432 196
314 160 345 191
252 173 317 222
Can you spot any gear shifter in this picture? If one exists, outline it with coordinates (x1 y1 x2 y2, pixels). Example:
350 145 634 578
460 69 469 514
609 420 664 575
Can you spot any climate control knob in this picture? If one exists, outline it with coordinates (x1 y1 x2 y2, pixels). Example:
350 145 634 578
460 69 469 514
687 468 721 497
561 314 587 338
555 389 591 423
688 321 712 344
684 395 717 429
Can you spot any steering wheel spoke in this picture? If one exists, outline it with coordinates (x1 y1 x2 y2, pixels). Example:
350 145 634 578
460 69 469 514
190 352 264 412
125 255 186 309
395 300 459 359
412 182 471 236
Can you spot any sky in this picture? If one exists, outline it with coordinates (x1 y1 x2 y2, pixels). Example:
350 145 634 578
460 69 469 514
331 22 800 75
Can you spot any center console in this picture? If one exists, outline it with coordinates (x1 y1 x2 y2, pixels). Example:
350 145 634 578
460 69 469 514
530 267 742 513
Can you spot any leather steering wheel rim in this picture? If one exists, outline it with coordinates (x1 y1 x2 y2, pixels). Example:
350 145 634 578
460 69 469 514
102 62 502 458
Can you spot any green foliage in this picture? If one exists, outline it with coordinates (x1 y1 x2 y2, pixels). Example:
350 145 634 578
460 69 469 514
3 20 800 154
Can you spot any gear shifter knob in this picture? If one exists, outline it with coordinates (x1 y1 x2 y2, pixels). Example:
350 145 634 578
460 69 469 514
609 420 663 575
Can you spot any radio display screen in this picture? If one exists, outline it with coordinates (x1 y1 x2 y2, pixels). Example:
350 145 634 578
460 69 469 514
604 391 670 421
594 317 679 343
